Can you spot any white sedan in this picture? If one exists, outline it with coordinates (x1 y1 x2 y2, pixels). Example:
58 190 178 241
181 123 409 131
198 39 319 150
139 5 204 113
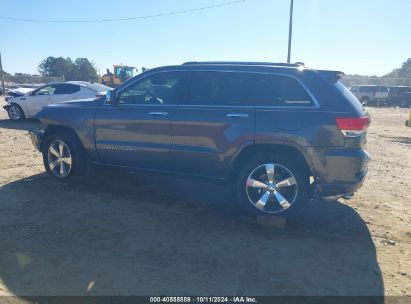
3 81 110 121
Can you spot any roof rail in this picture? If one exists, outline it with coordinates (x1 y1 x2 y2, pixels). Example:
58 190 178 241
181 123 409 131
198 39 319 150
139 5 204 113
182 61 305 67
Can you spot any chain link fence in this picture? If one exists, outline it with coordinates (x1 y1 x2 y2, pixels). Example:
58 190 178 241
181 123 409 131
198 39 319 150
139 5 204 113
4 74 65 87
341 76 411 87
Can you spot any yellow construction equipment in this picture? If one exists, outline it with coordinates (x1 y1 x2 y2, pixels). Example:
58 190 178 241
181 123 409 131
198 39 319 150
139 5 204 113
99 65 136 87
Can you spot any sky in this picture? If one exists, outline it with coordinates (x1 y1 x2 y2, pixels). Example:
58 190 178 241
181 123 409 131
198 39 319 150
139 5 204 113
0 0 410 76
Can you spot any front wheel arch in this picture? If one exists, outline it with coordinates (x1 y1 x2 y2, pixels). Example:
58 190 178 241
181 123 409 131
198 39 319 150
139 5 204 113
42 125 83 152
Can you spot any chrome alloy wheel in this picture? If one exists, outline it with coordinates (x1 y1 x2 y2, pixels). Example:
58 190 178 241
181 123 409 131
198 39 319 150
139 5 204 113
246 163 298 214
47 140 72 178
9 105 23 120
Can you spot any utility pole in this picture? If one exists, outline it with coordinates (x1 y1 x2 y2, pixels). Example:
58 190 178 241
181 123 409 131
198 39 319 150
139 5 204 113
0 52 5 96
287 0 294 63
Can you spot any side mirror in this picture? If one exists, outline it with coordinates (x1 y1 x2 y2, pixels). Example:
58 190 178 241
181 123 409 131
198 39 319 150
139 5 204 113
105 89 117 104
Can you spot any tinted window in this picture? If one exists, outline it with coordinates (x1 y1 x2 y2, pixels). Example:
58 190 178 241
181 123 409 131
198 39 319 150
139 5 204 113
189 72 313 107
35 85 56 96
359 86 377 93
335 82 364 113
117 72 187 105
189 72 250 106
54 84 81 95
398 87 411 93
251 74 313 106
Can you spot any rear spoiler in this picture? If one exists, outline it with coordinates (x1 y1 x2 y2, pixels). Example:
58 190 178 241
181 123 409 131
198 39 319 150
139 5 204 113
317 70 344 83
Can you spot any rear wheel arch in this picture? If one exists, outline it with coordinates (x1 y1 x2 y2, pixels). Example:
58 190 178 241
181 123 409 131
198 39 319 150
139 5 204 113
228 144 313 183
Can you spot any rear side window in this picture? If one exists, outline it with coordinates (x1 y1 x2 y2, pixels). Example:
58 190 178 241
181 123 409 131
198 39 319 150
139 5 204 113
189 71 314 107
54 84 81 95
250 74 314 106
189 72 250 106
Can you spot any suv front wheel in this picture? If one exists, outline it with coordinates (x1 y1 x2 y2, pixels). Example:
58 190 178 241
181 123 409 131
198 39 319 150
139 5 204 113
236 155 309 216
42 133 87 182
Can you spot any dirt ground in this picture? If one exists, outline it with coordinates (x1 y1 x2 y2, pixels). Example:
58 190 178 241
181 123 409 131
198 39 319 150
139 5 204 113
0 96 410 297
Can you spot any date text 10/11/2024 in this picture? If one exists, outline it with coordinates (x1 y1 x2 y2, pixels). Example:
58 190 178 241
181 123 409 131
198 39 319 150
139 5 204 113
149 297 258 303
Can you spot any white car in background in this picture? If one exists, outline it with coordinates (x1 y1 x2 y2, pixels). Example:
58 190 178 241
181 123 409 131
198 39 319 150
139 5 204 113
5 87 36 102
3 81 110 121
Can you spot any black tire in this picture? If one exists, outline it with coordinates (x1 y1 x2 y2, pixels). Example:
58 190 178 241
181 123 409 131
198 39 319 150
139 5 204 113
8 104 25 121
42 132 87 183
235 154 309 217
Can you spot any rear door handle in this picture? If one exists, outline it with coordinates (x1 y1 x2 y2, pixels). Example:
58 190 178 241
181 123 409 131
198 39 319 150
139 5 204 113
226 113 249 118
148 111 168 116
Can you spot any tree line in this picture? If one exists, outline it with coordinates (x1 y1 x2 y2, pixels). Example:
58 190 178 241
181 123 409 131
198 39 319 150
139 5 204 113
38 56 98 81
2 56 411 86
342 58 411 87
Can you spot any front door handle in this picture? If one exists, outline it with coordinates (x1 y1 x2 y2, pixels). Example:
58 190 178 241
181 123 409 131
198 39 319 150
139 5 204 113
148 111 168 116
226 113 249 118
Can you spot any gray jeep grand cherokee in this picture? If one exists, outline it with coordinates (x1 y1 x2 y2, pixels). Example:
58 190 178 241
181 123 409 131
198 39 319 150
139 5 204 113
29 62 371 215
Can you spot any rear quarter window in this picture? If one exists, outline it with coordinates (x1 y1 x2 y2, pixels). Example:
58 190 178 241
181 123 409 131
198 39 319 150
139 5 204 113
335 82 365 114
54 84 81 95
251 74 314 107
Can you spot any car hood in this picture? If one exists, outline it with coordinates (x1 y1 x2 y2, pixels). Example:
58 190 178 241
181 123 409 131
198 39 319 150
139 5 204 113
10 88 35 95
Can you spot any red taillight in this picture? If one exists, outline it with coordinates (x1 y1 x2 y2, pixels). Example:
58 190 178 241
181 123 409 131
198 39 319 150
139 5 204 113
336 116 370 137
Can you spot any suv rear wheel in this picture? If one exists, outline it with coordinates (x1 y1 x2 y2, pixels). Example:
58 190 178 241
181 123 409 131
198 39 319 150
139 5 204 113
42 132 87 182
236 154 309 216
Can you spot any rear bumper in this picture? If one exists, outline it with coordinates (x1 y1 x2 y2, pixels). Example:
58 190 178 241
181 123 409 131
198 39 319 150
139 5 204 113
308 147 371 198
316 170 367 197
29 129 45 152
